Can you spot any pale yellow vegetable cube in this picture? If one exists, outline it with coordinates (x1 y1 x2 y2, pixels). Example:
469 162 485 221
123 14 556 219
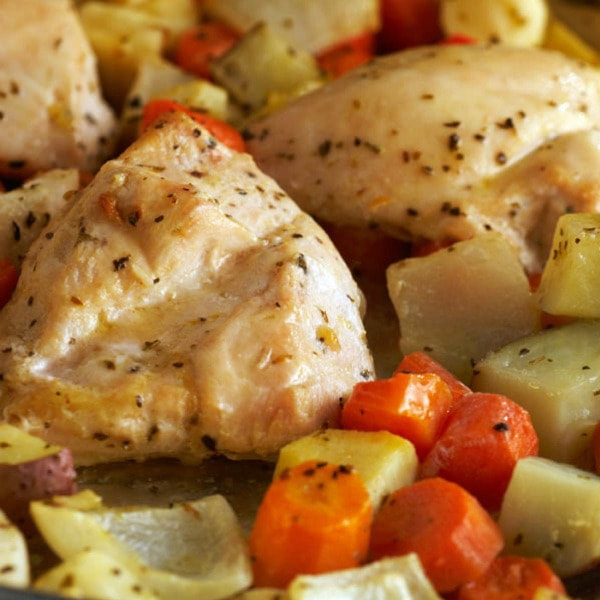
473 319 600 467
35 550 158 599
288 555 441 600
211 23 323 112
387 233 540 382
203 0 379 54
536 213 600 318
274 429 418 508
498 457 600 578
0 509 29 588
440 0 548 47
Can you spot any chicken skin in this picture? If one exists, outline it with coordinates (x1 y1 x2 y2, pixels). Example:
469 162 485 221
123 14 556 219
246 44 600 272
0 0 116 179
0 113 373 465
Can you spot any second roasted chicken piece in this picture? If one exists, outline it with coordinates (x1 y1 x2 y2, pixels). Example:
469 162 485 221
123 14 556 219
246 44 600 272
0 113 373 465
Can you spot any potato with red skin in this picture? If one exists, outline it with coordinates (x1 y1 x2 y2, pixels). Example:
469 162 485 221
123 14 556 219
0 425 77 531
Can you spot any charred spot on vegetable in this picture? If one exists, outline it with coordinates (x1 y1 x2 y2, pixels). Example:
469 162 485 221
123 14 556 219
448 133 461 151
497 118 515 130
147 424 160 442
318 140 332 157
142 339 159 351
493 422 509 432
113 255 130 271
93 432 109 441
201 434 217 451
127 211 140 226
45 232 54 240
172 361 184 368
422 165 434 175
103 360 116 370
296 253 307 273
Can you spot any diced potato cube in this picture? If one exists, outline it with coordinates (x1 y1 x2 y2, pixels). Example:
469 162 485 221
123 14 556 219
203 0 379 54
440 0 548 47
211 23 323 112
31 492 252 600
498 457 600 577
35 550 158 599
158 81 229 120
536 213 600 318
386 233 540 382
0 509 29 588
472 320 600 467
274 429 417 509
288 555 441 599
111 0 199 37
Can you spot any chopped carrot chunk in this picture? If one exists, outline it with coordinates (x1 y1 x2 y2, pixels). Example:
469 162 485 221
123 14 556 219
317 33 375 79
341 372 452 459
249 460 372 588
370 477 503 593
457 556 566 600
140 99 245 153
175 22 240 80
395 351 471 405
421 392 538 511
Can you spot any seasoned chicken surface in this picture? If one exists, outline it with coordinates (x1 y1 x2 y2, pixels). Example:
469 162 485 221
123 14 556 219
247 45 600 271
0 113 373 466
0 0 116 179
0 170 80 267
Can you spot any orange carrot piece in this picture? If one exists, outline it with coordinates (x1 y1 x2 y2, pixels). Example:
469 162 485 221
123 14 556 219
394 351 471 405
370 478 503 593
457 556 566 600
140 99 245 152
175 22 240 80
317 33 375 79
249 460 372 588
421 392 538 511
340 372 452 459
0 259 18 309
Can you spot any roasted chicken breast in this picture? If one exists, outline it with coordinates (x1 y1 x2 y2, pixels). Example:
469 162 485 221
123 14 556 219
247 44 600 271
0 113 373 465
0 0 116 179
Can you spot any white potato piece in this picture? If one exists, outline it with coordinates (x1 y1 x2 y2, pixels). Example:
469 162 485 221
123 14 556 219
31 491 252 600
274 429 417 508
35 550 158 600
472 320 600 467
0 169 79 268
387 233 540 382
536 213 600 318
211 24 323 113
440 0 548 47
288 555 441 600
0 509 29 588
203 0 379 54
498 456 600 577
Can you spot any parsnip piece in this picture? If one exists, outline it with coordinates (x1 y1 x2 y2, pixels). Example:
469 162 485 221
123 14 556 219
211 23 324 112
274 429 417 508
440 0 548 47
35 550 158 599
498 457 600 577
0 509 29 588
386 233 540 382
203 0 379 54
288 555 442 600
0 169 79 268
31 492 252 600
543 19 600 65
536 213 600 318
83 26 164 109
472 320 600 467
111 0 198 36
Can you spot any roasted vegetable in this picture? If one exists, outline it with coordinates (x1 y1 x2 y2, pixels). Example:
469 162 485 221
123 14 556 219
498 457 600 578
387 233 540 382
274 429 417 508
0 509 29 588
0 424 77 530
